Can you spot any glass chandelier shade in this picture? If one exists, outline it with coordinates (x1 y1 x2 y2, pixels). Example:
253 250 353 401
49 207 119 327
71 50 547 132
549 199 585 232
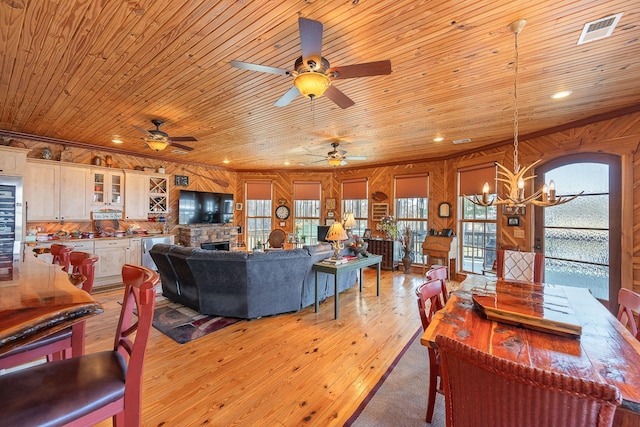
294 72 331 99
145 139 169 151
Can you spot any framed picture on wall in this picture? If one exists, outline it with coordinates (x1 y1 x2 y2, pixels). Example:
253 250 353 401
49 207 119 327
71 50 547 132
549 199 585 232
438 202 451 218
326 198 336 210
507 216 521 226
236 203 243 211
363 228 372 239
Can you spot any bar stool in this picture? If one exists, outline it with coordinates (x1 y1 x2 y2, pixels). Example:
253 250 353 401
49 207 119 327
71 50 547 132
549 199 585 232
50 243 73 272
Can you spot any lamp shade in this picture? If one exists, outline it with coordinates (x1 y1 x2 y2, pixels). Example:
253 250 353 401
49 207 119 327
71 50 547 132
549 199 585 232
326 222 348 241
343 212 356 228
146 139 169 151
294 72 330 99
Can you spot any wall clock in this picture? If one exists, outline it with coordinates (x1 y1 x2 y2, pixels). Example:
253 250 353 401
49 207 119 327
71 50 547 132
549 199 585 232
275 205 290 220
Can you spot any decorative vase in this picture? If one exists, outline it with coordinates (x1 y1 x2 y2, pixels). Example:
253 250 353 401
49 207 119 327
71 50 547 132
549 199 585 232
402 252 412 274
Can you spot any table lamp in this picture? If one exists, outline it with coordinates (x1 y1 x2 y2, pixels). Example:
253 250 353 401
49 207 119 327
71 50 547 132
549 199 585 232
326 222 348 260
342 212 356 238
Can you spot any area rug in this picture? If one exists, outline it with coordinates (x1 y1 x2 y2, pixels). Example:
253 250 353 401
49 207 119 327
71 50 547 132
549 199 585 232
152 301 242 344
344 328 446 427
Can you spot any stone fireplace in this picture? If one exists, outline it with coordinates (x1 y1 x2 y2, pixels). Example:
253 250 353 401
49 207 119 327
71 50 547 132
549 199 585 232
175 225 238 250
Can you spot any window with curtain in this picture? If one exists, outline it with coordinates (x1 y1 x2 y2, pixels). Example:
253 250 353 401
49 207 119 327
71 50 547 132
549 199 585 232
245 181 272 249
458 164 498 274
395 174 429 260
341 178 368 237
293 181 321 243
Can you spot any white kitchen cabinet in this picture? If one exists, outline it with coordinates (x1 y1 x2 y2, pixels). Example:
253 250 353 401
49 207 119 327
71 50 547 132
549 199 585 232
25 160 92 221
127 237 142 265
91 169 124 210
59 164 92 220
148 175 169 215
94 239 128 278
25 161 60 221
0 146 29 175
124 172 148 220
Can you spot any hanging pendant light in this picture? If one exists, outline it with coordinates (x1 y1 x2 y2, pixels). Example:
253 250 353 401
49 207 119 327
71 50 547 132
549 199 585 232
464 19 581 208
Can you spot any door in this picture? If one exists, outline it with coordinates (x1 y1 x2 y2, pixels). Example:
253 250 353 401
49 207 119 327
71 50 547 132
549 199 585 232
534 153 621 309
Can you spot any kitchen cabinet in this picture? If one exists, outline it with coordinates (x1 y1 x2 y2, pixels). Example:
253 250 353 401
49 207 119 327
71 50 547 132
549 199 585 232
127 237 142 265
91 169 123 210
124 172 148 220
0 146 28 175
148 176 169 215
94 239 128 278
59 164 92 220
365 238 401 271
25 161 59 221
124 172 170 220
25 160 92 221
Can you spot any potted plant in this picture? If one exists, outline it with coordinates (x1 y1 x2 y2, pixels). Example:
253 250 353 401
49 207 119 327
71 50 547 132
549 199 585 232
254 240 263 252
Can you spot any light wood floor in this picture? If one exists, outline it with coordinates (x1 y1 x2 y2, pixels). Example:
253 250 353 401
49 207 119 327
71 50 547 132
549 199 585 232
87 267 435 426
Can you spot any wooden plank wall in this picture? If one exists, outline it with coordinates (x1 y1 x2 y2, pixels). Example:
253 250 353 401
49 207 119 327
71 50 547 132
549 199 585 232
9 110 640 293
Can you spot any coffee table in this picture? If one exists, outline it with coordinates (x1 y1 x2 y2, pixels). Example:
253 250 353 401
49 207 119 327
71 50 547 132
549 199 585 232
312 255 382 319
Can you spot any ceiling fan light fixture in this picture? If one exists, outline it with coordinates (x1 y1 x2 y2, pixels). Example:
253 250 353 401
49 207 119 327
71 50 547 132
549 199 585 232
294 72 330 99
327 157 342 166
146 139 169 151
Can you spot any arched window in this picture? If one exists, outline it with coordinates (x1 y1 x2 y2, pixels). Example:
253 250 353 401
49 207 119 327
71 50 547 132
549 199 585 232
534 153 621 307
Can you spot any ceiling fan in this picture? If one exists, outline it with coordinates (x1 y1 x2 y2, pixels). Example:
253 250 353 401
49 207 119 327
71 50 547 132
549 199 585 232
133 119 197 152
230 17 392 109
309 142 367 166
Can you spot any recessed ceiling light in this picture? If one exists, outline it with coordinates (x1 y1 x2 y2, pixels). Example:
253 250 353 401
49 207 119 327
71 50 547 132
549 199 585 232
111 137 123 144
433 136 444 142
284 161 290 165
551 90 572 99
222 159 230 164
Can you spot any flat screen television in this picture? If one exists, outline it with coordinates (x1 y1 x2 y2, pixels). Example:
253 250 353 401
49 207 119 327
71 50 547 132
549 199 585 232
178 190 234 225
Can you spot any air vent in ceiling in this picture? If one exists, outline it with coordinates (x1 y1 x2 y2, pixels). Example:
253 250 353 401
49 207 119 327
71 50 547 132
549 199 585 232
453 138 472 145
577 13 623 45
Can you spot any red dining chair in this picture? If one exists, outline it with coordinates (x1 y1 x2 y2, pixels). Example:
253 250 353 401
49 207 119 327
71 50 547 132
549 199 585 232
0 264 159 427
51 243 73 272
0 252 99 369
435 335 621 427
415 279 446 423
426 265 449 303
617 288 640 340
496 249 544 283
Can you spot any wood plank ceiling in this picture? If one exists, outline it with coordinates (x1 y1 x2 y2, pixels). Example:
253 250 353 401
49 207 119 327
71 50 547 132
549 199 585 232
0 0 639 170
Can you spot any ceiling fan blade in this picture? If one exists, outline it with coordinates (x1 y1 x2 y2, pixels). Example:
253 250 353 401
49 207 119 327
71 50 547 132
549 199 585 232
345 156 366 161
170 136 197 142
274 86 301 107
298 17 323 59
324 85 355 109
328 60 392 79
170 142 194 151
230 60 290 76
133 125 153 136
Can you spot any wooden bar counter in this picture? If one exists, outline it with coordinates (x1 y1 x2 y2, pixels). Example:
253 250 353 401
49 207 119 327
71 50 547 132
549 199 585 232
0 249 103 355
422 274 640 424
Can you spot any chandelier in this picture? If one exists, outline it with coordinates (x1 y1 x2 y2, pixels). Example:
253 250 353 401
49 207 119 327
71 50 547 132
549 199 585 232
464 19 581 208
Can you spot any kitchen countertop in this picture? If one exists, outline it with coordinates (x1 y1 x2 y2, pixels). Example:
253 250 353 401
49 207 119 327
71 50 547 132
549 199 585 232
27 234 174 244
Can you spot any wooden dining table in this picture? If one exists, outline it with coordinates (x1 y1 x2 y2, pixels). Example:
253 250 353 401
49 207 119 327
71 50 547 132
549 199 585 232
421 274 640 425
0 248 103 356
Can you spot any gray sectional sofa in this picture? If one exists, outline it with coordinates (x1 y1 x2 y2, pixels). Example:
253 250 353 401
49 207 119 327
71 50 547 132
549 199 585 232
149 242 358 319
